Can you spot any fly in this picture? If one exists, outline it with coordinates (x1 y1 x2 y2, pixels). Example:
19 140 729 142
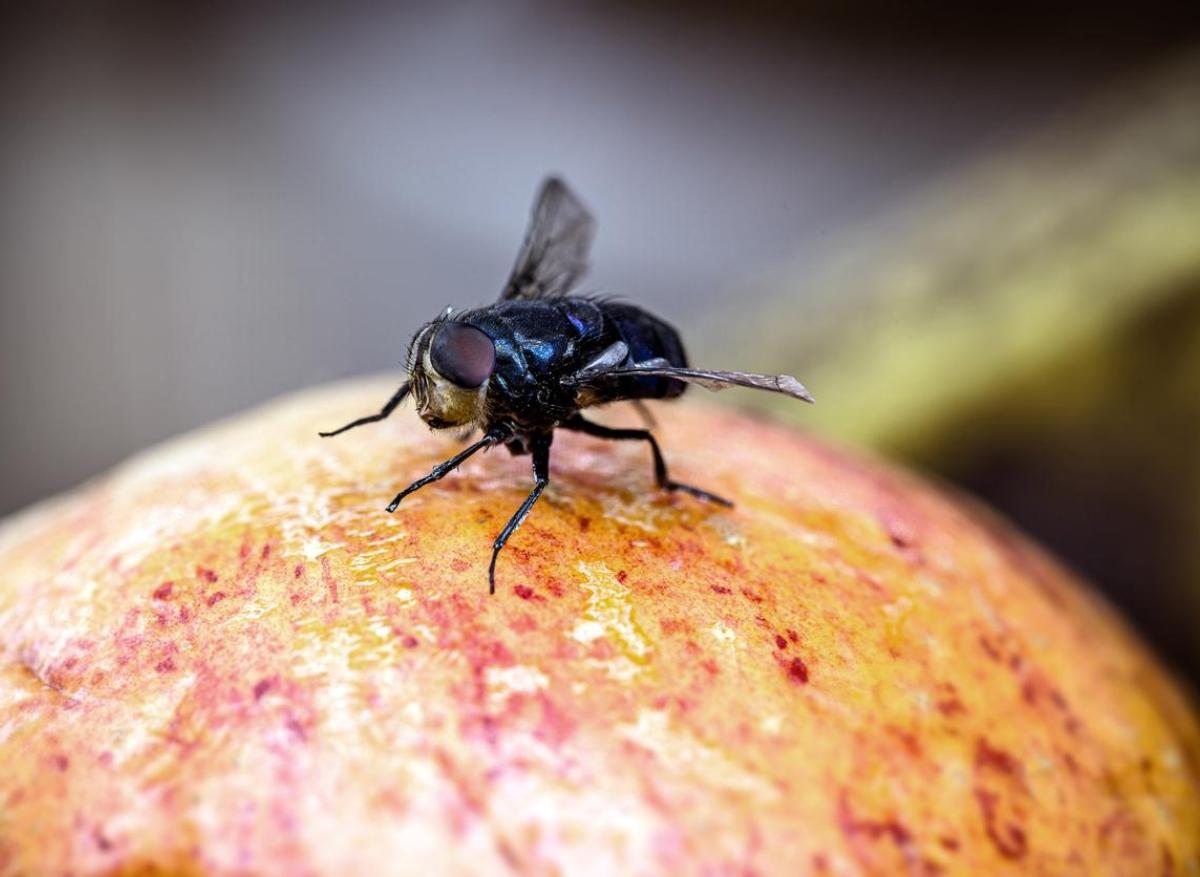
320 177 813 593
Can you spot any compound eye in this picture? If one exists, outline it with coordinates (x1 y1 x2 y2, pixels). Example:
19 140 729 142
429 322 496 389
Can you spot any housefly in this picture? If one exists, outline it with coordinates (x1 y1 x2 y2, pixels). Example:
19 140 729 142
320 177 812 593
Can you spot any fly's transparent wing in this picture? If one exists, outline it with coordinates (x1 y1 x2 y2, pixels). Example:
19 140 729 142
501 177 596 301
566 361 814 403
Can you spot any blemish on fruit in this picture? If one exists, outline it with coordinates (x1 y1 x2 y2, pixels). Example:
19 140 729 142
975 789 1028 859
514 584 543 601
786 656 809 685
974 738 1030 860
935 683 967 717
321 558 339 604
838 790 913 848
976 739 1024 779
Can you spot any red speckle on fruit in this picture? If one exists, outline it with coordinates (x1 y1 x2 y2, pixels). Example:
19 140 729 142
152 582 174 600
838 791 913 849
710 585 732 595
51 754 69 772
253 678 274 700
196 567 218 583
974 739 1030 860
205 592 226 607
514 584 543 601
321 558 339 605
975 789 1028 860
978 634 1003 663
976 740 1024 779
935 683 967 717
775 634 788 650
155 657 176 673
786 657 809 685
93 828 113 853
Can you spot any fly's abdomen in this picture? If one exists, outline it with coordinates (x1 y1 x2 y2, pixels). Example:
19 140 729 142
602 302 689 400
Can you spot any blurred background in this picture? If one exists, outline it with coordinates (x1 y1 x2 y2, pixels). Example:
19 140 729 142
2 2 1198 682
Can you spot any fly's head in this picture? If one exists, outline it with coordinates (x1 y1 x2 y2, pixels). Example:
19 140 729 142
406 312 496 430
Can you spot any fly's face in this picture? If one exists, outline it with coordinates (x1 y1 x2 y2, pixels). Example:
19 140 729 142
408 318 497 429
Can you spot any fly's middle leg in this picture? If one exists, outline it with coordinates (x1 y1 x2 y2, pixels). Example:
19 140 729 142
489 433 552 594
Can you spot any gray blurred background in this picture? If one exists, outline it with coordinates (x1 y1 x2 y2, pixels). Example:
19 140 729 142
3 3 1199 678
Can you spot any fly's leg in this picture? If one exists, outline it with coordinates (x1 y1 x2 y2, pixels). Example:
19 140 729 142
488 434 551 595
319 383 411 437
560 415 732 507
387 430 504 512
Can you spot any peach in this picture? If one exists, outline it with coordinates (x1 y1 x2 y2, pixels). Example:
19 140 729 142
0 378 1196 875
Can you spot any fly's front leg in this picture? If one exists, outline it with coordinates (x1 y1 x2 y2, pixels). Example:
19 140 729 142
319 382 410 437
488 434 551 594
560 415 731 507
387 430 505 512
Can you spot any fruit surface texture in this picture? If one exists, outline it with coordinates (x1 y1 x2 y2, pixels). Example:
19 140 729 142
0 378 1196 876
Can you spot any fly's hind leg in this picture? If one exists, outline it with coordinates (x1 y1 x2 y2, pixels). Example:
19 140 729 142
560 415 732 507
488 433 551 595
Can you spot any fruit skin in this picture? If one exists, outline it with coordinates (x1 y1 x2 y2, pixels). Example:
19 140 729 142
0 378 1196 876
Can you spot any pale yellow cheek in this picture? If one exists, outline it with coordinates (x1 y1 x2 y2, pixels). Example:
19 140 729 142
424 379 485 426
417 349 486 427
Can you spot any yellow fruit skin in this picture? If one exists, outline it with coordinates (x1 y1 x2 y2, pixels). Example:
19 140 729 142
0 378 1196 876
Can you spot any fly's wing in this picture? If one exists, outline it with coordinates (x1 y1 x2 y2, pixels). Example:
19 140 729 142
500 177 596 301
565 358 815 403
